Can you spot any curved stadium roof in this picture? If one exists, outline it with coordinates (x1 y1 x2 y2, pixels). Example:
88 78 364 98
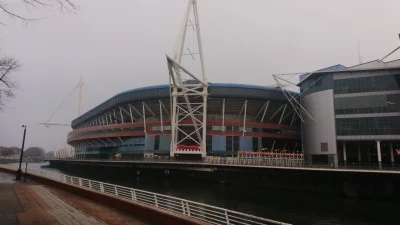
71 83 298 128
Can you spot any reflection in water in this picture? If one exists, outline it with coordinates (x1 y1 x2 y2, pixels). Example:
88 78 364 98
15 162 398 225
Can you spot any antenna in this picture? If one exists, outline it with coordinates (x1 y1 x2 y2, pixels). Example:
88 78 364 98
357 42 363 64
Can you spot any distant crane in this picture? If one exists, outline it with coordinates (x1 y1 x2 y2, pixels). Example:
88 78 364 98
39 76 83 128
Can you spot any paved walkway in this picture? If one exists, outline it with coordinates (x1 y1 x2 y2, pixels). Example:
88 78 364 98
0 172 23 225
0 171 148 225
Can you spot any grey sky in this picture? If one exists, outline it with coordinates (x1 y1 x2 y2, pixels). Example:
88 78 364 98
0 0 399 151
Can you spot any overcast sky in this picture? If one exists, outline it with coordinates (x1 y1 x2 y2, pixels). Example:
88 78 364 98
0 0 399 151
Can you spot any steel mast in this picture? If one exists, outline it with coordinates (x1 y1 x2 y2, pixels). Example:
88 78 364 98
167 0 208 157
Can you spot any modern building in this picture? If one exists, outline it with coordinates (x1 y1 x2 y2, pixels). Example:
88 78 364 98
299 59 400 167
67 83 302 159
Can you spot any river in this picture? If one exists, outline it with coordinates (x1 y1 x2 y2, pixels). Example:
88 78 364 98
11 162 398 225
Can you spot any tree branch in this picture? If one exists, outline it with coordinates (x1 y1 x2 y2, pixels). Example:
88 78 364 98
0 56 20 110
0 0 78 24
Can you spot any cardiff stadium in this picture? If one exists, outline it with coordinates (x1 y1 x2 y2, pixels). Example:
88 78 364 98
67 83 302 159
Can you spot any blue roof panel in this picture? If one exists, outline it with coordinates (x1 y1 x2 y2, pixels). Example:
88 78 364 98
299 64 347 83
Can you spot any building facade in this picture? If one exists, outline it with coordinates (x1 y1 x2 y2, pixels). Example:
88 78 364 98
300 62 400 167
67 83 302 159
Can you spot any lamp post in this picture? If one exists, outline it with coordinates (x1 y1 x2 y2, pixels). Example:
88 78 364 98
16 125 27 180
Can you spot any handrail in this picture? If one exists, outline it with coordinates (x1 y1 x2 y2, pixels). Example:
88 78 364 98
50 156 400 172
25 167 290 225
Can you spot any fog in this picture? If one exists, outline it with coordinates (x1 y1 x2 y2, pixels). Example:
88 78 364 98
0 0 399 151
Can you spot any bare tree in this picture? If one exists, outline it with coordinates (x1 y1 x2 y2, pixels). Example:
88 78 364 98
0 0 78 25
0 55 20 109
0 0 77 109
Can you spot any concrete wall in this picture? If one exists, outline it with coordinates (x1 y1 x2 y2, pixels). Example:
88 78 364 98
301 89 337 156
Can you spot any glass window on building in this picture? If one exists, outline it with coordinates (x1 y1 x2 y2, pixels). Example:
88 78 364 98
336 116 400 135
335 94 400 114
334 74 400 94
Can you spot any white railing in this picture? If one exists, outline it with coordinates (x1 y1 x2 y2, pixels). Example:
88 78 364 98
26 168 289 225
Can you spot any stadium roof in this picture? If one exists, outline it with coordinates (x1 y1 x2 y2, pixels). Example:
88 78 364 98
72 83 299 128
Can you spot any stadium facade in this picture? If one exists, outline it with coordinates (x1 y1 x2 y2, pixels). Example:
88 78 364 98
299 60 400 167
67 83 302 159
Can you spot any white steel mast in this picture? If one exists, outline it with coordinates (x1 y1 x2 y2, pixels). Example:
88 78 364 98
167 0 208 157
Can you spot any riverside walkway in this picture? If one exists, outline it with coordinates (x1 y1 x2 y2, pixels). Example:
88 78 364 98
0 171 148 225
0 166 289 225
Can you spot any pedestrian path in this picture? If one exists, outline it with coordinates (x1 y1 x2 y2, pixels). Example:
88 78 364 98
0 171 148 225
0 172 23 225
15 185 106 225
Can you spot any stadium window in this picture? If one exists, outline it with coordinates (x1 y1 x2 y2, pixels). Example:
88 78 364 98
226 136 233 151
233 136 240 151
206 136 212 151
133 136 145 147
154 136 160 150
253 137 259 151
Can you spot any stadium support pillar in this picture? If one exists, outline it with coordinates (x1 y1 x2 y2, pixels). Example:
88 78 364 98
343 143 347 166
377 140 382 169
390 143 394 164
129 105 134 123
242 100 247 136
357 144 361 162
260 101 270 122
202 87 207 157
142 102 147 134
159 100 164 132
278 104 287 124
290 112 296 125
221 99 225 132
170 88 178 157
119 107 124 123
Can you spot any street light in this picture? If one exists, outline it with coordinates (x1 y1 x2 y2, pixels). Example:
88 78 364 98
16 125 27 180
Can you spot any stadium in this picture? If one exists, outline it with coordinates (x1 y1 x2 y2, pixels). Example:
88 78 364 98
67 83 302 159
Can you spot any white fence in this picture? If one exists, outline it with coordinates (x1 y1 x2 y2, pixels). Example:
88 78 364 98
26 168 290 225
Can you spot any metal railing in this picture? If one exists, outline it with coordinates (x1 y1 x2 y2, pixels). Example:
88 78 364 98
71 156 305 168
26 168 289 225
51 156 400 172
